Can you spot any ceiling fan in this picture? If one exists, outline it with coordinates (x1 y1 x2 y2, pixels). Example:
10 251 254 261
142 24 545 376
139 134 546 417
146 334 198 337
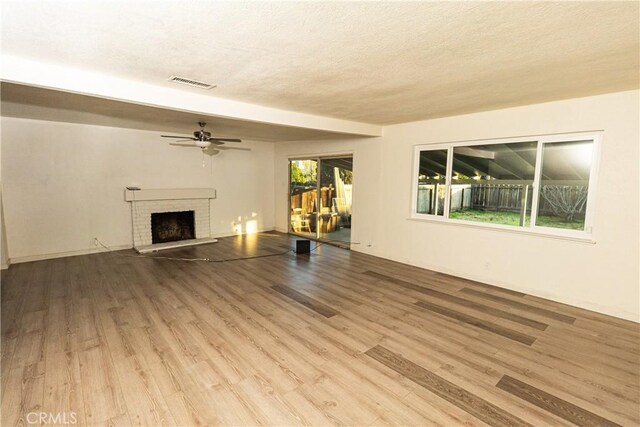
161 122 250 154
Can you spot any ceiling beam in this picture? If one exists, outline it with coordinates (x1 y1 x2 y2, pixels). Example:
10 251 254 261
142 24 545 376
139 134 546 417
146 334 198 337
0 55 382 138
454 146 495 160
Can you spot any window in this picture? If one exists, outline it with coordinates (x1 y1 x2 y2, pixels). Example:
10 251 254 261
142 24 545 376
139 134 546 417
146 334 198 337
412 133 600 238
416 149 447 216
450 141 536 227
535 140 593 231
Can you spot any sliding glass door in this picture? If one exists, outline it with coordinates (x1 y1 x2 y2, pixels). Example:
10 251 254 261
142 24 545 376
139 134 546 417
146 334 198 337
289 159 318 240
318 157 353 244
289 156 353 245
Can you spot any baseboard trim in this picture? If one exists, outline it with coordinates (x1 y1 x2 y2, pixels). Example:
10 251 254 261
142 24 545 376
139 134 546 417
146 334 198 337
8 228 278 264
9 244 133 264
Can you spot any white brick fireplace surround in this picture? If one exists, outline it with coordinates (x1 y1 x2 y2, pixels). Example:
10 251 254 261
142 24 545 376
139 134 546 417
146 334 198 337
125 188 216 250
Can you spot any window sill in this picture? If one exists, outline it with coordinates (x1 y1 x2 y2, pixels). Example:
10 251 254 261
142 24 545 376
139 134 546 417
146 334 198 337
407 215 596 244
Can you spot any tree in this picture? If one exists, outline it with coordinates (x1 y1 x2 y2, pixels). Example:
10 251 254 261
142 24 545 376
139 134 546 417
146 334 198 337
339 169 353 185
540 185 588 222
305 161 318 183
290 162 305 184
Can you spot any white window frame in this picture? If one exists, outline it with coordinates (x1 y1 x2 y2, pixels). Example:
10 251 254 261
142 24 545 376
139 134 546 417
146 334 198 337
410 131 602 242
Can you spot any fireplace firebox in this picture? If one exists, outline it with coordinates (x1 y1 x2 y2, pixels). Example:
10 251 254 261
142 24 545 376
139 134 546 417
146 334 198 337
151 211 195 244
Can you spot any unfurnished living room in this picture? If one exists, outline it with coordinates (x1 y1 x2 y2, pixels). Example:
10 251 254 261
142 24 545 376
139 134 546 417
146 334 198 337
1 1 639 426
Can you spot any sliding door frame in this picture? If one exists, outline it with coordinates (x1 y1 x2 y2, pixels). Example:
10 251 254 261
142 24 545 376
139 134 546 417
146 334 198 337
287 153 354 245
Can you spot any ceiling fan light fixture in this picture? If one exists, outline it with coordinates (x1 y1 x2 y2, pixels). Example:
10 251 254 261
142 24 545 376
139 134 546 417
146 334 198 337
161 123 246 155
194 140 211 148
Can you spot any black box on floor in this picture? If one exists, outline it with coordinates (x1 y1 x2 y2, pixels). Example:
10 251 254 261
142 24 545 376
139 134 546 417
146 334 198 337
295 239 311 254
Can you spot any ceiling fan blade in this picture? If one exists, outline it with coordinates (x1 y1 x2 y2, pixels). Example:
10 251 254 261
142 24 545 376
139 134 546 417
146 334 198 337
216 146 251 151
208 138 242 143
161 135 195 139
169 142 196 147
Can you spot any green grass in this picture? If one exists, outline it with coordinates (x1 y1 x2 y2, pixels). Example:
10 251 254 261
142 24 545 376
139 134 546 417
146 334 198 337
449 209 584 230
536 215 585 230
449 209 523 226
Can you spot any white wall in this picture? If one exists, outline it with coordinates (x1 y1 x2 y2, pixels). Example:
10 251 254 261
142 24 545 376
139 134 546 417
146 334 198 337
0 193 8 270
1 117 275 262
0 119 9 269
275 90 640 321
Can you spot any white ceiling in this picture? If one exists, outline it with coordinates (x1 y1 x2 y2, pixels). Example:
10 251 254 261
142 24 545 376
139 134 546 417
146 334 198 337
1 1 639 126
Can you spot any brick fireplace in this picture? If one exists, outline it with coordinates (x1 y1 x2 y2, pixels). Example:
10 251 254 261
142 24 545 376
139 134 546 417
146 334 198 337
125 188 216 250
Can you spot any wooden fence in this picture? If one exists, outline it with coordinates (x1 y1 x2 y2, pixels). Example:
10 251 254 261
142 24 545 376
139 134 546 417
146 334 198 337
468 184 527 212
418 181 588 221
290 186 335 214
457 184 588 216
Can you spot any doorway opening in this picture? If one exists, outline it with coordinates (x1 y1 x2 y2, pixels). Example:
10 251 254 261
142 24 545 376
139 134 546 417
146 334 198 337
289 156 353 246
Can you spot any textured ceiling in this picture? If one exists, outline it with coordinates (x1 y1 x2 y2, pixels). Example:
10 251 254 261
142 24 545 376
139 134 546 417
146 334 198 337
1 1 639 125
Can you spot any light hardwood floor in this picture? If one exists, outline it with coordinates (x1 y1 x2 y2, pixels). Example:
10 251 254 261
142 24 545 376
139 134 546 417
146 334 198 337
1 232 639 426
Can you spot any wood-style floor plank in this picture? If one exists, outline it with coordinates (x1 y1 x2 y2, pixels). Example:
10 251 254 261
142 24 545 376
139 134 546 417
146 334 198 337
497 375 622 427
271 285 339 318
1 232 638 426
365 270 548 330
460 288 577 323
415 300 537 346
434 271 528 297
365 345 532 427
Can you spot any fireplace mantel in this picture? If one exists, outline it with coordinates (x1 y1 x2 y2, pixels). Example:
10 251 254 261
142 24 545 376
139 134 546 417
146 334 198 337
124 188 216 202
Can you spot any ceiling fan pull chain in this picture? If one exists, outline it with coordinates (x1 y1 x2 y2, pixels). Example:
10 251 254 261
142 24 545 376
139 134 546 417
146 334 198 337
202 150 206 168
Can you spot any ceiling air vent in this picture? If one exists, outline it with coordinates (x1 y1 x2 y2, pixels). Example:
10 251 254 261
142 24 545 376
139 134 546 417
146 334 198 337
168 75 216 90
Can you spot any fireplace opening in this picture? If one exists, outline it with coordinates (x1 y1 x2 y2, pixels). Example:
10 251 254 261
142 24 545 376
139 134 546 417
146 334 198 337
151 211 195 244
